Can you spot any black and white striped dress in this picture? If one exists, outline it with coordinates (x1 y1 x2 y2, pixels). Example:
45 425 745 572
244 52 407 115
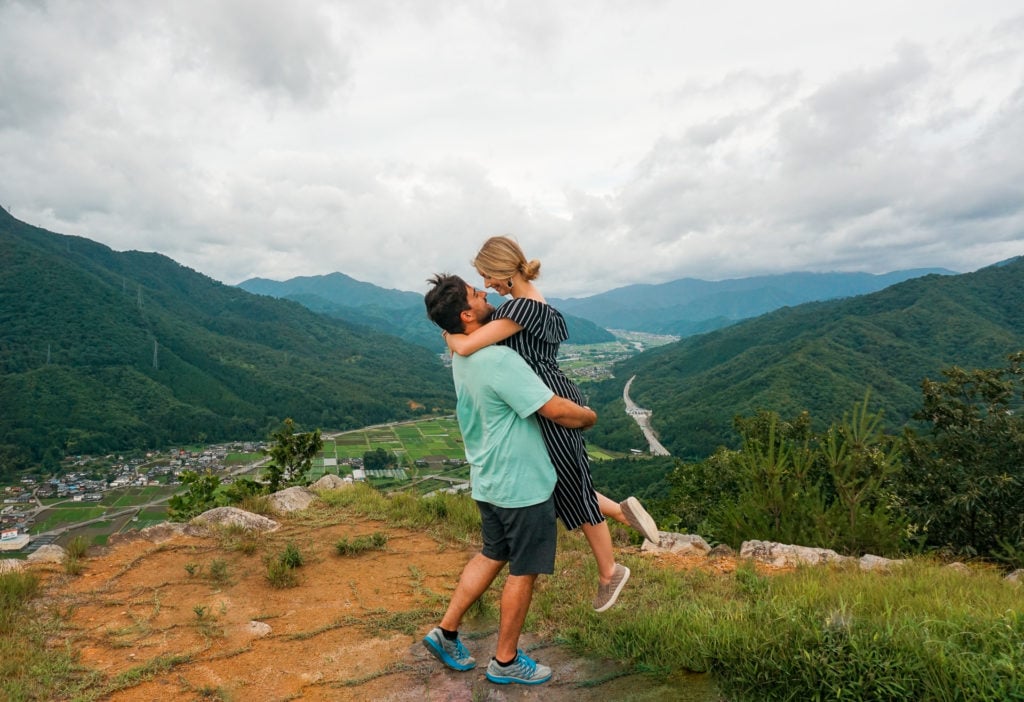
493 297 603 530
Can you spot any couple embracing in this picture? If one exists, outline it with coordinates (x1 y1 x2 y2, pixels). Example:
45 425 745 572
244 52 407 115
421 236 659 685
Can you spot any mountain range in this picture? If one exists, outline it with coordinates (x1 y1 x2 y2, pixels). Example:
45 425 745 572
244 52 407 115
611 257 1024 458
4 205 1022 475
238 273 616 350
550 269 956 335
0 210 454 475
238 267 958 348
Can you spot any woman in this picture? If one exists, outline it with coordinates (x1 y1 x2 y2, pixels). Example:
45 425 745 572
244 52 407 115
445 235 660 612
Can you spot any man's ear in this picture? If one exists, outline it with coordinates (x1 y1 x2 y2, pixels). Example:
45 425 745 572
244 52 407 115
459 309 474 324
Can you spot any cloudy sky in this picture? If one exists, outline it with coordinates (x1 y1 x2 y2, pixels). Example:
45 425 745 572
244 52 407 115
2 1 1023 298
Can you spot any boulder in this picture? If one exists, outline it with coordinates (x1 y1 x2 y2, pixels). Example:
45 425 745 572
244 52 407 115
192 507 279 532
740 540 853 568
643 532 711 555
1005 569 1023 584
312 474 350 490
858 554 906 572
247 620 273 637
27 544 66 564
268 486 318 513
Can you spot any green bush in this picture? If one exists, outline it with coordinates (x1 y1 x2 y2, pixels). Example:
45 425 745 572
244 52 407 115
265 560 299 589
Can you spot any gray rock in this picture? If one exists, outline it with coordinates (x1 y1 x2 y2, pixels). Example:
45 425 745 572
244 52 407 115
740 540 853 568
858 554 906 572
312 474 350 490
1005 569 1023 584
192 507 279 532
27 544 66 563
268 486 318 513
945 562 971 574
642 532 711 555
247 620 273 637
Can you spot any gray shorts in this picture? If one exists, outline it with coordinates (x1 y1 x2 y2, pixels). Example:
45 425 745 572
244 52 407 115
477 497 556 576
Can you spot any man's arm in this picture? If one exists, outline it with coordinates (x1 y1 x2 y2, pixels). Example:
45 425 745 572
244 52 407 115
537 395 597 429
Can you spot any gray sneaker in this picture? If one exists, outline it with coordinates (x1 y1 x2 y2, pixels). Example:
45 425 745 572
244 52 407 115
593 563 630 612
485 650 552 685
422 627 476 671
620 496 660 544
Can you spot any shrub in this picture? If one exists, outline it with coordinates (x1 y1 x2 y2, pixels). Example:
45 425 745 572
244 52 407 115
265 560 299 589
335 533 388 556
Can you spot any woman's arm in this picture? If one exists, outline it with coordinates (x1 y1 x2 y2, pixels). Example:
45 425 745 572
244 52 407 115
445 318 522 356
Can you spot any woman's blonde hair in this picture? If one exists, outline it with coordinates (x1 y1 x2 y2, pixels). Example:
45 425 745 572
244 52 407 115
472 235 541 281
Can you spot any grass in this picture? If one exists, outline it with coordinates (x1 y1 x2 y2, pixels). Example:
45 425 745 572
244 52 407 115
5 484 1022 700
540 544 1024 701
334 532 388 556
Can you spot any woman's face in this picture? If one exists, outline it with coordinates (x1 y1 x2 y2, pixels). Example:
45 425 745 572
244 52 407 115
478 269 512 296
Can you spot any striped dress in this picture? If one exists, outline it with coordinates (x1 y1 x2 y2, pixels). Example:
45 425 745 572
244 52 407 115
493 297 603 530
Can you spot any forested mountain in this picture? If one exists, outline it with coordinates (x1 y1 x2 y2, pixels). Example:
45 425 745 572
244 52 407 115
0 211 455 475
552 268 955 335
240 272 422 309
606 260 1024 459
238 273 615 349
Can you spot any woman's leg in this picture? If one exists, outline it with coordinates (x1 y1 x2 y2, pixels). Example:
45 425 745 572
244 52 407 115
580 519 616 583
599 492 660 543
597 491 627 524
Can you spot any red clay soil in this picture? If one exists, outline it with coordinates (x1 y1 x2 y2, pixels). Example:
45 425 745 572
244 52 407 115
35 513 785 701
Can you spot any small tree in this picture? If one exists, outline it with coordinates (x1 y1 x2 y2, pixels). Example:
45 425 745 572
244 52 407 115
363 447 396 471
168 469 222 520
819 394 906 555
899 352 1024 559
263 419 323 492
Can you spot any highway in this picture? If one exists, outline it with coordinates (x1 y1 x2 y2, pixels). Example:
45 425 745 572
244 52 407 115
622 375 671 456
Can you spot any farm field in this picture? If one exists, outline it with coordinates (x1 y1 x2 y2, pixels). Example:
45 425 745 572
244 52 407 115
310 417 467 480
19 416 619 550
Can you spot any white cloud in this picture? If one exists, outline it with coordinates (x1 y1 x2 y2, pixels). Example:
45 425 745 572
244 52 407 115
2 1 1023 298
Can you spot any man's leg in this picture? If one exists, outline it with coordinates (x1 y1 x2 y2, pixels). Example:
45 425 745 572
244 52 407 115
494 573 537 662
440 553 505 631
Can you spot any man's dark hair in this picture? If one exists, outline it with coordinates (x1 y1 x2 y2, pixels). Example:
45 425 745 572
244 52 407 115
424 273 470 334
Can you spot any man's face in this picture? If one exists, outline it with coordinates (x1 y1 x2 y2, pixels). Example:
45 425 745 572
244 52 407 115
464 284 494 326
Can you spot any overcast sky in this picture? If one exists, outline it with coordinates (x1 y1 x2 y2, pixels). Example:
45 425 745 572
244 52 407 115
2 1 1023 298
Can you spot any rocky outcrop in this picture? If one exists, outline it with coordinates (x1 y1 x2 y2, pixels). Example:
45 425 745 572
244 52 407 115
192 507 280 532
27 544 66 564
643 535 909 573
268 486 317 513
642 532 711 555
739 540 849 567
312 474 351 490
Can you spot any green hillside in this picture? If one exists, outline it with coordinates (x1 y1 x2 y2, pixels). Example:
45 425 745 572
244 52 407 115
609 260 1024 458
0 211 455 475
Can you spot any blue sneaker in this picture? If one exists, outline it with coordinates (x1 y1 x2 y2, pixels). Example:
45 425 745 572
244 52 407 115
422 627 476 671
485 650 552 685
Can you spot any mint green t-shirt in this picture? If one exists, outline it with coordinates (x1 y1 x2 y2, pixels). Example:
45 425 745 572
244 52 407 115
452 345 557 508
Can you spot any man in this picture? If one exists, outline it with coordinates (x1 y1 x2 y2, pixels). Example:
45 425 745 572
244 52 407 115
421 273 597 686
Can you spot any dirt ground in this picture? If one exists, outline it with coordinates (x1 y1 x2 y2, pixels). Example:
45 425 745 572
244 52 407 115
34 511 770 702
